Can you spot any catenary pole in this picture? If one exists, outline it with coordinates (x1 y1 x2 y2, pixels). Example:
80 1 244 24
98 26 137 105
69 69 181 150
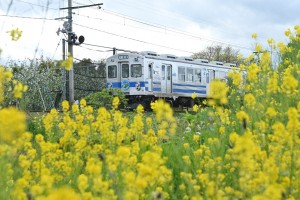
67 0 74 104
60 1 103 104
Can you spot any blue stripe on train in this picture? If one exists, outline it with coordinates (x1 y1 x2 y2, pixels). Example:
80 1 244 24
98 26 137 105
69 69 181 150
130 82 145 87
173 83 206 88
107 81 146 88
172 89 206 94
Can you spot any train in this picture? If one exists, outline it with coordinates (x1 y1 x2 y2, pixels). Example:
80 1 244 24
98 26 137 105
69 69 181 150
105 51 238 109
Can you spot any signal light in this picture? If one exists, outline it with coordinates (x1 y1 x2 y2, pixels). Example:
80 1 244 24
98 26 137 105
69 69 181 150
71 34 77 43
70 33 85 45
78 35 85 44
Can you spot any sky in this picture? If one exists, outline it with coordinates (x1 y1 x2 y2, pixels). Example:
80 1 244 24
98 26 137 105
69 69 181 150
0 0 299 65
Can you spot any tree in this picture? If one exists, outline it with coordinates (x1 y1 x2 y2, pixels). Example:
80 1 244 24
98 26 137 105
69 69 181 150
192 45 242 65
7 57 63 111
73 59 106 101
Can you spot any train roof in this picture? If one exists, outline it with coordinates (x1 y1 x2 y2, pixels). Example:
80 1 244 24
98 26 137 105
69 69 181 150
106 51 237 69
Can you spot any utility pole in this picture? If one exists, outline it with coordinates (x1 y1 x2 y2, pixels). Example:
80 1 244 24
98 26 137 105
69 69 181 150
67 0 74 104
59 1 103 105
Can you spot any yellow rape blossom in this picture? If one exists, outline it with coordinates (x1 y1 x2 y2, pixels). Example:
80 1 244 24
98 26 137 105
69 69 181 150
244 93 256 108
255 44 263 53
61 53 73 71
247 63 260 82
112 96 120 109
7 28 22 41
266 107 277 118
277 42 287 54
267 72 279 93
0 67 13 103
38 187 81 200
236 111 250 124
13 80 28 99
191 92 197 99
80 98 87 107
251 33 258 39
193 104 199 112
62 100 69 112
0 107 26 144
284 28 292 37
78 174 89 193
282 69 298 95
267 38 276 49
208 79 228 105
228 70 243 87
136 104 144 114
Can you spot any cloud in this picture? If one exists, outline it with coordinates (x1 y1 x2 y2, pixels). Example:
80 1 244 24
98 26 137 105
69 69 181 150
1 0 299 64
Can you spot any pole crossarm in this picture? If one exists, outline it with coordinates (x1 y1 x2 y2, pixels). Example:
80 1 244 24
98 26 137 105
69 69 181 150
60 3 103 10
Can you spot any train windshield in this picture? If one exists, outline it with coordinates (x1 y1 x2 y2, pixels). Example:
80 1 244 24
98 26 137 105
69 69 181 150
122 64 129 78
108 65 117 78
131 64 142 77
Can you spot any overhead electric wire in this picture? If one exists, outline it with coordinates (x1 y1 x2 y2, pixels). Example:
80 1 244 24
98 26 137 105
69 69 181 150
77 45 109 53
1 0 13 32
100 9 254 51
31 0 50 62
73 12 102 21
14 0 58 10
74 23 196 54
0 14 56 20
52 39 61 60
81 43 138 54
72 1 254 51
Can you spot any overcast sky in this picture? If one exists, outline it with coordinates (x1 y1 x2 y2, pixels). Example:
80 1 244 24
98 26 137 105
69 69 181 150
0 0 299 65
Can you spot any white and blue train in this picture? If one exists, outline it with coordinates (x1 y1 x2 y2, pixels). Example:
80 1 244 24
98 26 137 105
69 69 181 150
105 51 236 109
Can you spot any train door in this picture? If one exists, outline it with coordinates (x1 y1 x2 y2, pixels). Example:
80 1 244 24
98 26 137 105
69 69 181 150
209 69 215 82
161 64 172 93
148 63 153 92
119 62 130 91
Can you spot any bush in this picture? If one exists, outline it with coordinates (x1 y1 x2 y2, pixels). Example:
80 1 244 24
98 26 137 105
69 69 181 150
85 88 128 110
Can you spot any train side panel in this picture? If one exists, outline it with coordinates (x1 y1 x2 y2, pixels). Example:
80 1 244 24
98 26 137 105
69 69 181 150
105 52 237 107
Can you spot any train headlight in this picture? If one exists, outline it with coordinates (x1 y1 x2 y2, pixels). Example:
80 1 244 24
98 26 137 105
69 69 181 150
135 82 141 91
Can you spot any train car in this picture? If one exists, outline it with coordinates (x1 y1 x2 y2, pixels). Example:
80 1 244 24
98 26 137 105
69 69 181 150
105 51 236 109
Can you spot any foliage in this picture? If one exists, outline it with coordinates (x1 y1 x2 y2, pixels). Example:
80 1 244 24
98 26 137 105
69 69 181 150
5 58 107 111
85 88 128 110
6 57 63 111
192 45 243 64
1 26 300 200
73 60 106 101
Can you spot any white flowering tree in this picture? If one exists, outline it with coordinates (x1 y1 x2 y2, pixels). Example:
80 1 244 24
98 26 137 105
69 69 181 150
6 57 107 111
7 57 63 111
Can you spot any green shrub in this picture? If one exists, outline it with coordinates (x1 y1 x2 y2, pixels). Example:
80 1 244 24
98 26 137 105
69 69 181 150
85 88 128 110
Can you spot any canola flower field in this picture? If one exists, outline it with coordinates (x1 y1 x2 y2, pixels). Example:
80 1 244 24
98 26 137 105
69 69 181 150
0 26 300 200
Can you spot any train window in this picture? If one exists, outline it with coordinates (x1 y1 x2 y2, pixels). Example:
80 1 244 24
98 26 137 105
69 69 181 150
206 72 209 83
195 69 201 83
209 70 215 82
108 65 117 78
178 67 185 82
148 64 153 79
187 68 194 82
161 65 165 80
131 64 142 77
122 64 129 78
167 65 171 80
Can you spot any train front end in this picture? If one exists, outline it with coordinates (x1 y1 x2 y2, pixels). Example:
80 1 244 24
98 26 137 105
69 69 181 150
106 53 149 107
